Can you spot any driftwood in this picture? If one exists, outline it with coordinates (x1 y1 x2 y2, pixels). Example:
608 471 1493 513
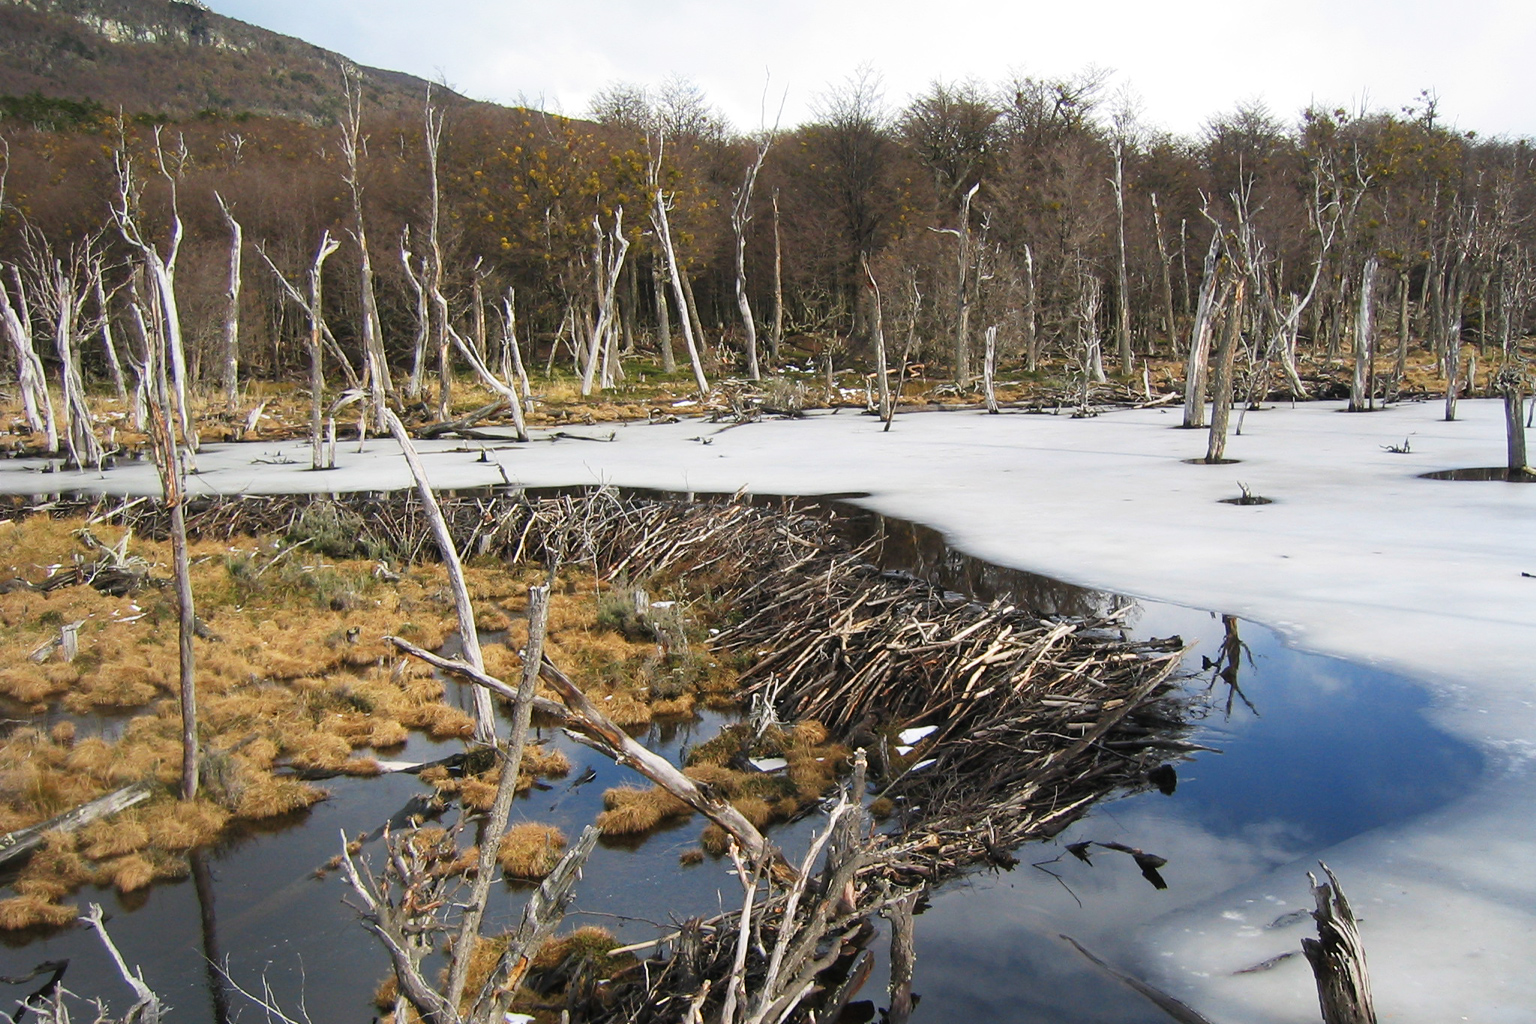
0 783 152 868
1302 864 1377 1024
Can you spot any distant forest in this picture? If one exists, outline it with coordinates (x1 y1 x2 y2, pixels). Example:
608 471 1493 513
0 64 1532 402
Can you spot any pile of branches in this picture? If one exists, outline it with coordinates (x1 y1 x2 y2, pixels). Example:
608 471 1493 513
7 489 1195 1022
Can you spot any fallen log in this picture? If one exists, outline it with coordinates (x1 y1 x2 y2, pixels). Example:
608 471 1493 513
0 782 153 869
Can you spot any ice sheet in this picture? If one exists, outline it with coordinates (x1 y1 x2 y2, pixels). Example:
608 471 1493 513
8 398 1535 1020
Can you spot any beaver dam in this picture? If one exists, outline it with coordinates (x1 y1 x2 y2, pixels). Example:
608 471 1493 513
0 488 1198 1022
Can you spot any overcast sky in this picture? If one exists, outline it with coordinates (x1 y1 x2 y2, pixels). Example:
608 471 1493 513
205 0 1536 139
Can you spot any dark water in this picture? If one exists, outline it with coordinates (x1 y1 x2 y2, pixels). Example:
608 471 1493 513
0 499 1483 1023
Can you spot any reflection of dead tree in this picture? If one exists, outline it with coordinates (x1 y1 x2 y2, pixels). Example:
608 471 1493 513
256 233 343 470
1205 614 1257 717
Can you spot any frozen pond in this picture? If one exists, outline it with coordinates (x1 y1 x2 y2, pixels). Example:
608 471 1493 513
1 398 1533 1021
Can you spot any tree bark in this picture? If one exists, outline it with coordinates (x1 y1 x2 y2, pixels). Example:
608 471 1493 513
771 189 784 363
1350 256 1378 411
1151 193 1177 357
983 324 999 414
1302 864 1377 1024
651 183 710 397
1182 233 1223 428
652 257 676 373
214 193 243 410
1206 278 1245 463
1112 141 1133 374
862 256 890 420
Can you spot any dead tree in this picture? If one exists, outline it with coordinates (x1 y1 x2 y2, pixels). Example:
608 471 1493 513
1077 270 1107 402
130 262 199 799
401 230 430 400
731 137 771 380
340 65 392 428
501 287 534 415
861 255 891 419
43 247 104 468
0 265 58 451
213 191 243 410
1302 864 1377 1024
649 139 710 397
445 295 529 442
425 94 452 420
90 257 129 402
771 188 784 362
983 324 1000 414
383 409 497 742
1206 277 1245 462
1182 232 1223 428
1349 256 1379 412
257 233 342 469
580 209 631 395
1499 361 1529 473
1112 139 1133 374
651 257 677 373
1022 243 1039 372
111 124 198 454
1151 193 1178 355
933 182 982 386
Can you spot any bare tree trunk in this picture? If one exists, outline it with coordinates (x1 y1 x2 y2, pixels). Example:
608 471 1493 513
50 260 103 468
1206 278 1245 462
1394 270 1410 388
942 183 981 386
680 266 706 364
580 211 631 395
90 259 128 402
1500 363 1528 472
1023 244 1039 372
885 888 920 1024
1113 141 1133 374
771 188 784 363
1350 256 1378 411
620 260 638 356
113 127 198 454
1302 865 1377 1024
384 410 497 743
1152 193 1177 357
401 236 429 401
341 68 392 429
214 192 242 410
503 288 533 415
731 140 770 381
862 256 890 420
0 268 54 446
651 179 710 396
652 257 677 373
1182 234 1223 428
134 276 198 799
1445 264 1468 422
424 97 451 421
983 324 1000 414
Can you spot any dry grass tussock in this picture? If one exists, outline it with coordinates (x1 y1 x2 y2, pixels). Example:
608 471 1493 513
0 504 752 927
497 822 567 879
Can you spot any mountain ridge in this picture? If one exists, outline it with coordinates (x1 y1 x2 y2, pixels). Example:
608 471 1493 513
0 0 473 123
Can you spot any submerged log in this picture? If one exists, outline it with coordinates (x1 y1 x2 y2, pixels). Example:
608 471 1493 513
0 783 152 868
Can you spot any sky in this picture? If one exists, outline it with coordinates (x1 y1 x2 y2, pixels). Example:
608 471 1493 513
202 0 1536 139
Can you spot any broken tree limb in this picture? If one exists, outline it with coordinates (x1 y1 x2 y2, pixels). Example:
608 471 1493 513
384 631 781 874
534 655 782 873
384 409 496 744
0 783 152 868
1302 863 1377 1024
468 824 601 1021
82 901 163 1024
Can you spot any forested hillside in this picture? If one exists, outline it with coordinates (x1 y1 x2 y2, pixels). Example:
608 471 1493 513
0 0 1533 444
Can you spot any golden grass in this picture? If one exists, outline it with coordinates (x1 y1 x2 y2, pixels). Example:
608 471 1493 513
0 895 77 930
0 509 760 919
596 786 693 835
497 822 567 879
